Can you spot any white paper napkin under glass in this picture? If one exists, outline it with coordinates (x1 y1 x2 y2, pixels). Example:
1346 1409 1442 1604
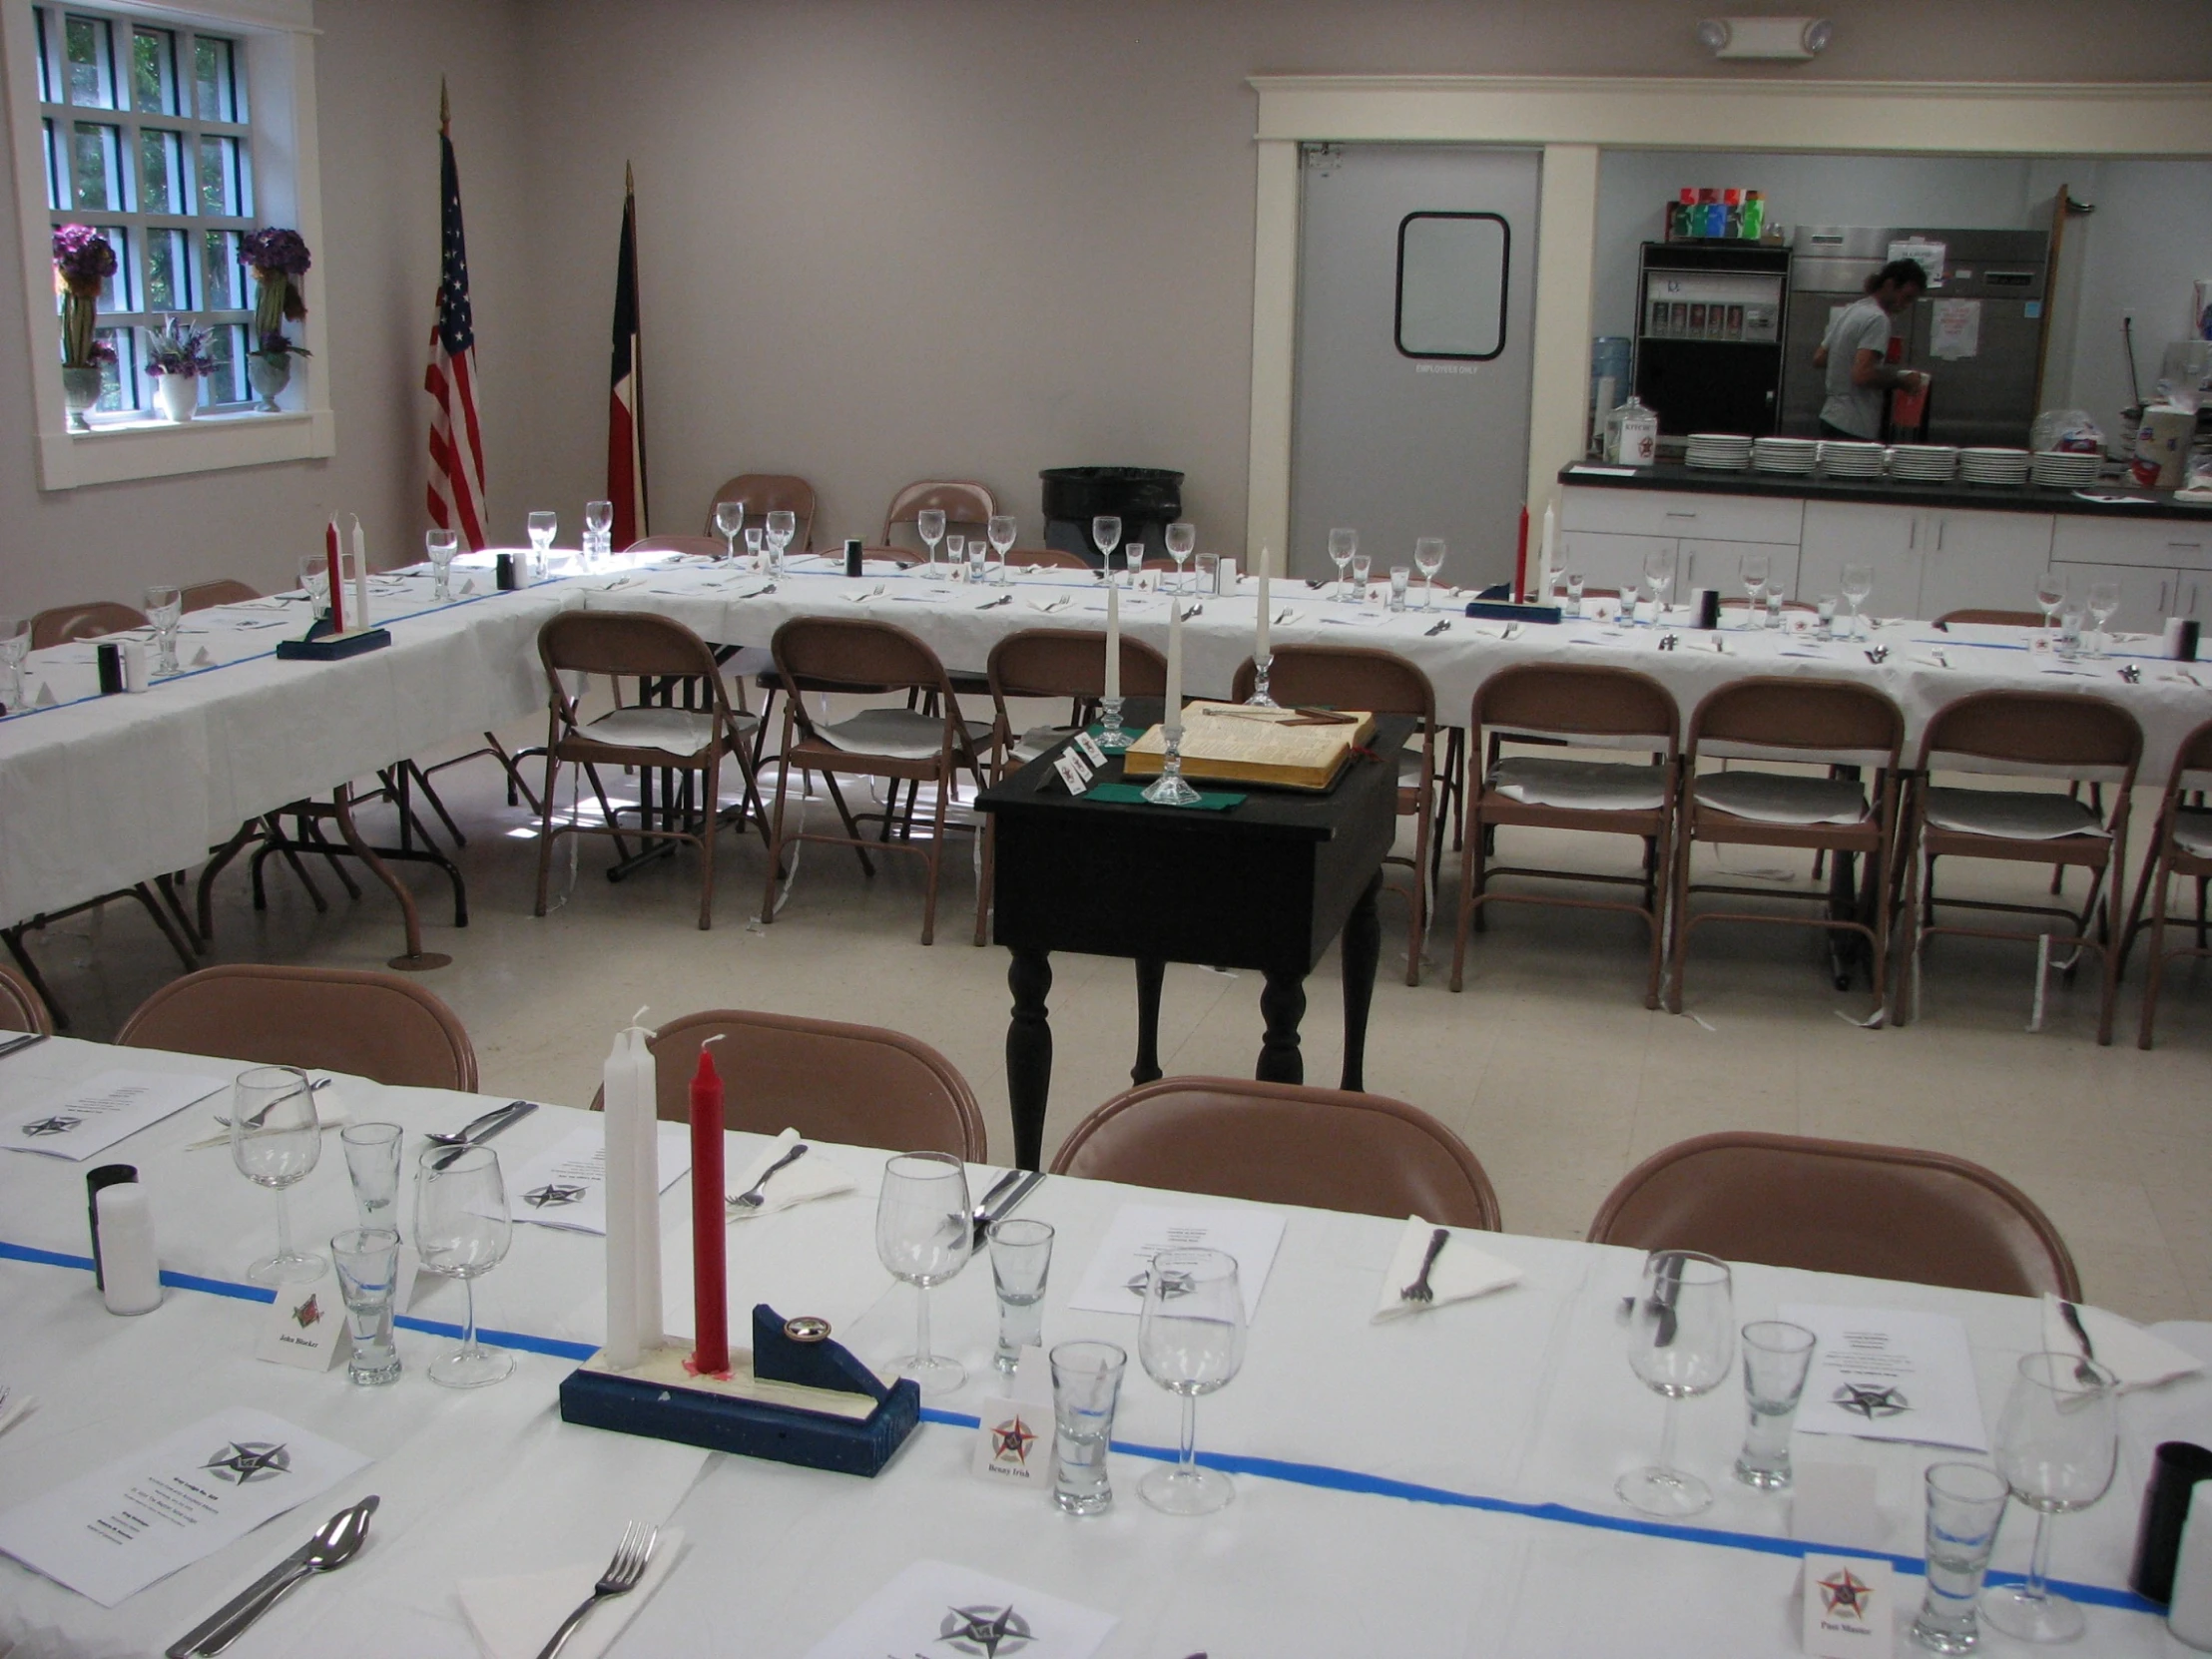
2039 1294 2204 1390
1372 1216 1521 1322
457 1527 683 1659
727 1128 856 1218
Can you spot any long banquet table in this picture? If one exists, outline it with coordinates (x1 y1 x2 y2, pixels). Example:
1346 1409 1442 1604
5 547 2208 934
2 1035 2207 1656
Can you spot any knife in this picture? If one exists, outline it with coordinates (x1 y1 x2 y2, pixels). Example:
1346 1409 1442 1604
0 1031 48 1060
971 1169 1044 1245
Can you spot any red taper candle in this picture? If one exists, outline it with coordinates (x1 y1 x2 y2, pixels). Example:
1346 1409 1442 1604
687 1046 729 1377
1512 504 1530 603
323 519 345 633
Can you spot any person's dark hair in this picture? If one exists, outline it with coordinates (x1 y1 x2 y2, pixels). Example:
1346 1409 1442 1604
1877 258 1930 293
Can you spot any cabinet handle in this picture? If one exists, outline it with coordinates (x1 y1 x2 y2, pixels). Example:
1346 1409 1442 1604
1683 549 1697 583
1664 511 1698 520
2168 541 2202 551
1909 517 1918 550
2160 579 2171 615
1936 519 1946 552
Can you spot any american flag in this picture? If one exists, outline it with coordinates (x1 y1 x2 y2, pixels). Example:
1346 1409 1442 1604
424 90 487 551
607 167 648 546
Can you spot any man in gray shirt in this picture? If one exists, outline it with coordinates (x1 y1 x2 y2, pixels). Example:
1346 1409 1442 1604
1814 259 1932 439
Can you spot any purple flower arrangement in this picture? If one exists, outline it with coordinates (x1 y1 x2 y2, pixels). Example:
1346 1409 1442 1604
242 226 310 354
142 315 218 378
51 225 117 367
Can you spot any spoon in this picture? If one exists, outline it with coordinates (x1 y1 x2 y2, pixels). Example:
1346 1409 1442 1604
170 1495 378 1656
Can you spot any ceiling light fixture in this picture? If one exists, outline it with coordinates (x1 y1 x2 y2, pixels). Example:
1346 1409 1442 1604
1696 16 1834 60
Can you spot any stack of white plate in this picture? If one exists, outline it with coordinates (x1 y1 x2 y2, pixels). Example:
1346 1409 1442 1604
2030 449 2104 489
1752 436 1819 474
1889 444 1959 483
1820 441 1887 478
1685 433 1754 471
1959 447 2031 486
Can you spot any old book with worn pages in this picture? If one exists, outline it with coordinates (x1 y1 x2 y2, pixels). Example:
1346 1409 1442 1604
1121 700 1378 791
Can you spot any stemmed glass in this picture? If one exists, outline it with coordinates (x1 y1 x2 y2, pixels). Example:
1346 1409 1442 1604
874 1151 972 1395
526 510 558 582
1643 545 1676 620
2085 580 2120 659
1328 528 1358 602
767 509 797 574
0 615 29 713
299 554 330 616
917 508 947 573
2035 571 2066 647
1414 537 1446 610
425 530 458 602
584 498 614 567
1982 1353 2118 1643
714 501 746 563
231 1066 325 1285
1092 515 1122 581
1616 1250 1735 1517
1841 562 1875 641
1740 550 1771 630
414 1142 515 1388
1137 1247 1246 1515
987 514 1017 586
1166 521 1197 593
143 585 183 677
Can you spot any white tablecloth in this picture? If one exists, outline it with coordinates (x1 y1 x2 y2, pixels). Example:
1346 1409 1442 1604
2 1036 2206 1657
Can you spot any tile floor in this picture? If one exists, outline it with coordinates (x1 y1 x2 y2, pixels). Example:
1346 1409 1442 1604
17 719 2212 1324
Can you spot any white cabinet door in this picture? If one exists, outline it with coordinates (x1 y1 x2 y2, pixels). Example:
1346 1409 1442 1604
2052 560 2176 633
1800 502 1923 618
1918 509 2055 624
1678 539 1801 602
1555 529 1676 593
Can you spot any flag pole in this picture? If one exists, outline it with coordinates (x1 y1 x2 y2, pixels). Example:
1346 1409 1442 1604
626 162 648 538
439 75 449 136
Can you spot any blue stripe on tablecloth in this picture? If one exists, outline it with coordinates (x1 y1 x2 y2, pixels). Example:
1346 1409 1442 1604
1 1239 2158 1614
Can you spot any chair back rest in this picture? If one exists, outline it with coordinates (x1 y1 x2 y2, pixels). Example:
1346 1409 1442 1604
1936 608 2043 630
882 480 996 542
1917 689 2141 777
117 965 478 1091
1587 1131 2079 1298
626 535 724 557
538 610 723 689
987 628 1167 703
623 1009 985 1158
704 474 817 548
181 579 259 612
772 616 953 701
1051 1077 1501 1230
1228 644 1434 723
0 963 54 1035
1472 663 1678 746
1687 676 1902 766
33 601 148 649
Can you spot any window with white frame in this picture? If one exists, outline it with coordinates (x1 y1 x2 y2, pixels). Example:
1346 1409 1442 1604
35 3 255 414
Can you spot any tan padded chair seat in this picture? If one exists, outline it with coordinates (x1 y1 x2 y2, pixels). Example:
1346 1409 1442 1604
2174 808 2212 859
1490 756 1667 812
1924 788 2106 841
818 708 992 761
1693 771 1869 827
584 706 758 755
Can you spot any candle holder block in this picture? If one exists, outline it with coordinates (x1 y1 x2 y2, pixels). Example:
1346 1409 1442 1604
276 615 392 661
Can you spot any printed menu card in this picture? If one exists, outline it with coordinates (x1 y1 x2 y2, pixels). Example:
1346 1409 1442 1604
1783 1304 1989 1451
506 1121 692 1235
802 1560 1115 1659
1068 1204 1286 1322
0 1069 228 1161
0 1406 368 1606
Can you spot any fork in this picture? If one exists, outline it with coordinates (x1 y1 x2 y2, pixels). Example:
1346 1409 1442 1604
728 1142 809 1212
533 1522 657 1659
1399 1228 1450 1304
2057 1300 2101 1387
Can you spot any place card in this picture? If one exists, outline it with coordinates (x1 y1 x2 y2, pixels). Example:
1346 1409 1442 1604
1052 752 1092 795
254 1267 350 1372
1071 730 1108 769
1800 1552 1895 1658
1067 1203 1286 1322
0 1069 228 1162
1783 1304 1988 1451
970 1347 1052 1489
802 1560 1115 1659
0 1406 369 1608
507 1121 692 1236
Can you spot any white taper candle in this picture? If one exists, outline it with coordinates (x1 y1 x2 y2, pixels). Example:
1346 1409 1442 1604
601 1025 640 1368
1165 594 1184 728
350 517 371 634
1255 542 1272 661
1104 577 1121 703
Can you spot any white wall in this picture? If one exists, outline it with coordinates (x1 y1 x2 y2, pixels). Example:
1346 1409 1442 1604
2061 160 2212 443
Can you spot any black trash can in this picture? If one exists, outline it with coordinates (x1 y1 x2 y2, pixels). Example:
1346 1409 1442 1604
1040 466 1183 568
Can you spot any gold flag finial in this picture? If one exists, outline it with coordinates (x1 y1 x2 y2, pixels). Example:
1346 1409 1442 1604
439 76 450 135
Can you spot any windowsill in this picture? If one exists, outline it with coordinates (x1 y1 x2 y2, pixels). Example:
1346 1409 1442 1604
36 400 334 489
68 405 312 436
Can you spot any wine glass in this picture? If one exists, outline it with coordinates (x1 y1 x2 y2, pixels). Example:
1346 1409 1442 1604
526 510 557 583
917 508 946 572
1739 550 1771 631
944 532 965 582
1166 521 1197 594
1616 1250 1735 1517
874 1151 972 1395
2085 579 2120 659
231 1066 325 1284
1137 1247 1246 1516
1841 562 1875 640
1414 537 1446 610
987 513 1017 585
1643 545 1676 619
0 615 29 712
1328 527 1358 603
142 585 183 677
1982 1353 2118 1643
766 508 797 574
299 554 329 616
714 500 746 562
1091 515 1122 581
414 1142 515 1388
425 529 458 602
2035 571 2066 646
584 498 614 566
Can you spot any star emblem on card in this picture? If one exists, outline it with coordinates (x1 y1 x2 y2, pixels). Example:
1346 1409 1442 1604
202 1440 291 1483
1835 1382 1909 1419
989 1414 1039 1465
21 1115 81 1138
524 1182 586 1209
1817 1566 1874 1619
289 1294 323 1330
938 1603 1034 1657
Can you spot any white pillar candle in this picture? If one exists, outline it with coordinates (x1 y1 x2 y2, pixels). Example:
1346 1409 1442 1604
628 1024 663 1349
1104 578 1121 703
601 1026 641 1369
1165 595 1184 728
96 1184 162 1316
350 517 371 635
1539 503 1557 602
2171 1482 2212 1650
1255 543 1271 661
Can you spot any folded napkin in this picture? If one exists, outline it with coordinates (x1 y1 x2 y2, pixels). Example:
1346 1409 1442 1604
457 1527 683 1659
1372 1216 1521 1322
2039 1295 2204 1390
727 1128 856 1218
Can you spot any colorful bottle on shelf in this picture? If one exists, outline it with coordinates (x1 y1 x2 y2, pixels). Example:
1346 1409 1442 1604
1723 188 1743 238
1741 190 1765 240
1672 188 1696 241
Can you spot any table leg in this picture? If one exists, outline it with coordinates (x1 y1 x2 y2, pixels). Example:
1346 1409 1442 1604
1826 764 1864 991
1341 871 1382 1091
1132 956 1165 1087
1007 948 1053 1171
1257 970 1306 1085
331 784 452 972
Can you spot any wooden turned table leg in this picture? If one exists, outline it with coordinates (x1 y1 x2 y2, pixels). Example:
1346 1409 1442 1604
1007 947 1053 1171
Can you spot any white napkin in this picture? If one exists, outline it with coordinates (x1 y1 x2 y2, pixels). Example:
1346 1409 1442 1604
457 1527 683 1659
1372 1216 1521 1322
2039 1295 2204 1390
727 1128 856 1218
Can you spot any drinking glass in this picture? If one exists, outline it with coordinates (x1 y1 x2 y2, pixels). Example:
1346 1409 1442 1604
1766 586 1787 630
1643 545 1676 618
1414 537 1446 609
231 1066 325 1284
1740 550 1771 629
1137 1246 1246 1516
744 526 765 570
1350 553 1373 603
1615 580 1642 631
1388 565 1410 612
1818 593 1839 637
0 615 28 712
1982 1353 2119 1643
714 500 746 562
143 585 183 677
917 508 947 571
1732 1320 1817 1490
1565 571 1585 619
1616 1250 1735 1517
988 513 1017 585
1091 515 1122 578
874 1151 973 1394
2086 580 2121 659
1165 521 1197 593
1913 1462 2012 1654
944 532 966 581
583 498 614 566
340 1122 404 1231
331 1227 402 1386
2057 610 2083 662
988 1217 1054 1376
1328 527 1358 602
1841 562 1875 640
526 510 557 584
967 536 987 584
2035 571 2066 645
425 529 458 602
299 554 330 615
413 1142 514 1388
766 508 797 573
1050 1340 1126 1516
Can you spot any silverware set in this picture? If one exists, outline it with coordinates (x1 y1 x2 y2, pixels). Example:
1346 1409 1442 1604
970 1167 1044 1245
167 1496 378 1656
426 1099 537 1168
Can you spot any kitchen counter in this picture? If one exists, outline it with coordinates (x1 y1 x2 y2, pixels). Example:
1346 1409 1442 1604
1559 459 2211 522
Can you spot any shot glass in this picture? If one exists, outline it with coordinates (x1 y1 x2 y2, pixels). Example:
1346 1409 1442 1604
331 1227 403 1386
1733 1320 1818 1490
340 1122 404 1231
1565 572 1585 619
1766 588 1787 629
1195 553 1219 595
1912 1461 2011 1653
1388 565 1410 612
1818 594 1839 638
2057 611 2083 661
1049 1340 1126 1515
1350 553 1373 602
989 1218 1054 1376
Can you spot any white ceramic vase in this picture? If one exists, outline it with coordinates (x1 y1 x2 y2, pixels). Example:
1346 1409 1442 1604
155 373 198 423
